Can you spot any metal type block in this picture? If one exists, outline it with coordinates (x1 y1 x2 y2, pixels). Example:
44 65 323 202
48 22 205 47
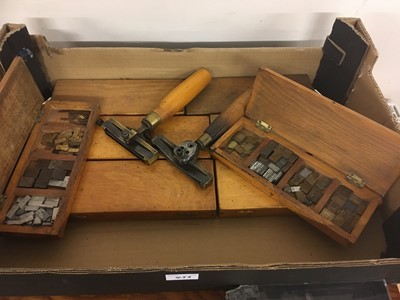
343 199 358 212
23 164 41 178
305 171 320 185
276 157 288 168
52 207 60 221
320 208 336 221
332 215 346 227
234 144 245 155
299 167 313 180
289 173 304 186
281 162 293 173
336 185 353 197
282 148 293 159
227 140 238 150
267 162 281 173
295 191 309 204
283 185 293 193
260 140 278 158
51 167 67 181
53 137 67 145
18 176 35 188
24 205 39 212
36 208 51 221
244 135 259 145
72 127 81 138
307 187 323 204
58 129 73 139
18 211 35 224
68 138 82 148
288 154 299 164
61 161 74 171
6 204 19 219
242 142 256 153
273 171 284 183
48 179 63 187
60 176 70 188
28 196 46 206
232 131 246 143
315 176 332 191
48 160 63 169
17 195 31 208
262 168 275 181
290 186 301 192
299 181 312 194
55 144 69 151
33 215 42 225
249 160 268 176
43 197 60 208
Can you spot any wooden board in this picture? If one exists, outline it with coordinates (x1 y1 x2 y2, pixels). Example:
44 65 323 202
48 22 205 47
53 77 287 218
0 57 43 195
216 162 290 217
71 160 216 218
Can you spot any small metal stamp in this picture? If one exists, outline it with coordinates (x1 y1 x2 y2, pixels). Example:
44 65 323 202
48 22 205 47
224 129 261 157
249 160 268 176
290 186 301 192
28 196 46 206
6 204 20 219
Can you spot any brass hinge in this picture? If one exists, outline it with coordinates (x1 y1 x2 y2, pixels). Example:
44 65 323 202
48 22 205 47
346 173 367 188
255 120 272 133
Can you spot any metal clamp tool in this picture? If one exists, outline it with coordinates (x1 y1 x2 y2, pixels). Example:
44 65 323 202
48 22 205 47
152 89 252 188
97 68 212 165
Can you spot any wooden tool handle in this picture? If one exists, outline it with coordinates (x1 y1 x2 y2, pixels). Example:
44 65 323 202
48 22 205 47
197 89 252 149
152 68 211 124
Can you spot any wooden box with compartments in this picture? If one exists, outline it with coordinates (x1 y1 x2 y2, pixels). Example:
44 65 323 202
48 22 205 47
211 67 400 245
0 57 99 237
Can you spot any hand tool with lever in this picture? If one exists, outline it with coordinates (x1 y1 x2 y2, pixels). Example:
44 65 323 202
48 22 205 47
96 68 212 165
152 89 252 189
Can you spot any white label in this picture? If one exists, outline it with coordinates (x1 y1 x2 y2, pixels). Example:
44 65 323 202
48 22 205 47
165 273 199 281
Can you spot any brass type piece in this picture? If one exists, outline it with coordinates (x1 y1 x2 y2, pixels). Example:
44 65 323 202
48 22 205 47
66 110 91 125
4 195 61 226
284 166 332 206
224 129 261 157
320 185 368 233
41 127 85 155
18 160 73 189
248 139 298 185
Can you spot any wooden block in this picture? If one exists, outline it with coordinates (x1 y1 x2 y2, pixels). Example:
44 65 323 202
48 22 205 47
52 79 188 115
216 162 290 217
71 160 216 219
89 115 210 160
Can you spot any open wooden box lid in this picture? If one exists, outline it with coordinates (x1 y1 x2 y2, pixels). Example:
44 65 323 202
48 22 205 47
245 67 400 197
0 57 44 196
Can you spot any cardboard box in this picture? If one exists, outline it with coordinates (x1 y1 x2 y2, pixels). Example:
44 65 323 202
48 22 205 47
0 18 399 296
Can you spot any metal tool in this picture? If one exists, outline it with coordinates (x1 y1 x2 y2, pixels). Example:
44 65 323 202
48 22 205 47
152 89 252 189
97 68 212 165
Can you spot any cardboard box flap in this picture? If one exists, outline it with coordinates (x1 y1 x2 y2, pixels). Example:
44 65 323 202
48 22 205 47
245 67 400 196
0 57 44 195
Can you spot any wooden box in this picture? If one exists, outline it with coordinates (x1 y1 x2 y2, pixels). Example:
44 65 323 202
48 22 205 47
211 67 400 245
0 57 99 237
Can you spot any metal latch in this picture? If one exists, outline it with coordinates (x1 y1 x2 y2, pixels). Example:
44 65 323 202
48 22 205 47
346 173 367 188
256 120 272 133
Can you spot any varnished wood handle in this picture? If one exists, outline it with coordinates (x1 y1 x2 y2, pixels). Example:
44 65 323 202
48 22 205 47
198 89 252 148
152 68 211 124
